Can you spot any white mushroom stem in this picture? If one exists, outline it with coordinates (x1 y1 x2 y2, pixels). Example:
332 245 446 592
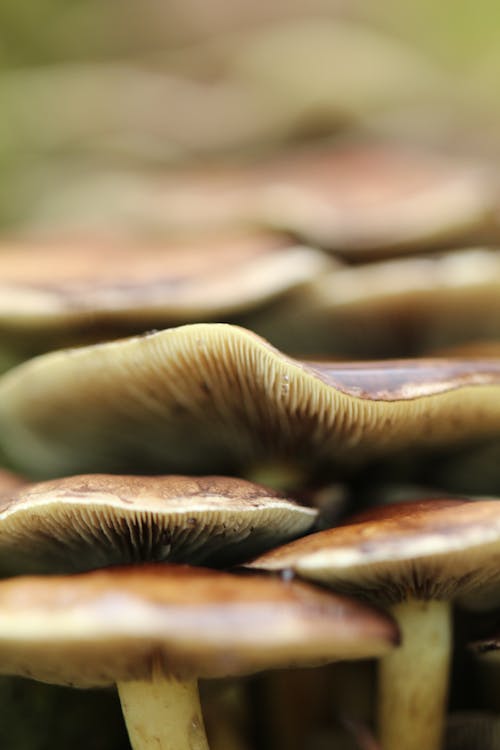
378 598 451 750
118 672 209 750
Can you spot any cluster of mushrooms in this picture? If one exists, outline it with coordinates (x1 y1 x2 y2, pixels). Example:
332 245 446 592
3 139 500 750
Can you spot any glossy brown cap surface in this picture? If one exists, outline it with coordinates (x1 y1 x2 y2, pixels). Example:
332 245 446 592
0 474 316 574
250 499 500 605
2 324 500 478
0 565 399 686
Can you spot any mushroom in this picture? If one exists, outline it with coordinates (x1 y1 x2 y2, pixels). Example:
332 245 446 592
2 323 500 480
155 142 496 259
0 564 400 750
249 498 500 750
0 233 328 371
0 473 317 574
247 247 500 358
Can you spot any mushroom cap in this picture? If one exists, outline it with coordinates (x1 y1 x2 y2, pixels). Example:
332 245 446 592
0 233 328 328
0 234 328 374
0 473 316 574
3 324 500 478
0 565 399 687
250 247 500 359
249 499 500 605
157 142 495 259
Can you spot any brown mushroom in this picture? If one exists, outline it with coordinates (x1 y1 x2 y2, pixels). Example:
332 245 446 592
250 498 500 750
0 564 399 750
2 324 500 481
247 247 500 358
154 142 495 258
0 473 316 574
0 233 328 371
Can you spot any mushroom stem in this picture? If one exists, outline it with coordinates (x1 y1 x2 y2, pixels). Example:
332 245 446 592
118 672 209 750
378 598 451 750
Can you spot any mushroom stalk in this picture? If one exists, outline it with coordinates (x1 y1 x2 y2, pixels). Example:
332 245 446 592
118 671 209 750
378 598 451 750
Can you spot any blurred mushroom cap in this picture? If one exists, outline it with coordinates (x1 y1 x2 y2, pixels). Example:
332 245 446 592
249 247 500 358
155 142 496 258
0 565 399 686
0 233 329 327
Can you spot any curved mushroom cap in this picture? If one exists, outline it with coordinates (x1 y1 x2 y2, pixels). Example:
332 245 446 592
157 143 495 258
0 233 328 327
3 324 500 478
0 474 316 574
0 565 399 687
251 247 500 358
250 499 500 605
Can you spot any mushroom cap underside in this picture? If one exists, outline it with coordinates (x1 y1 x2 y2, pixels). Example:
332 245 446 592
2 324 500 478
0 473 316 573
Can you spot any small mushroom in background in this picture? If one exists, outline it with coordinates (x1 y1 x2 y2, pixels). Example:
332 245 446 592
246 247 500 358
4 323 500 483
0 564 399 750
0 232 329 373
249 498 500 750
0 473 317 574
152 141 497 259
249 143 497 258
174 16 451 137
